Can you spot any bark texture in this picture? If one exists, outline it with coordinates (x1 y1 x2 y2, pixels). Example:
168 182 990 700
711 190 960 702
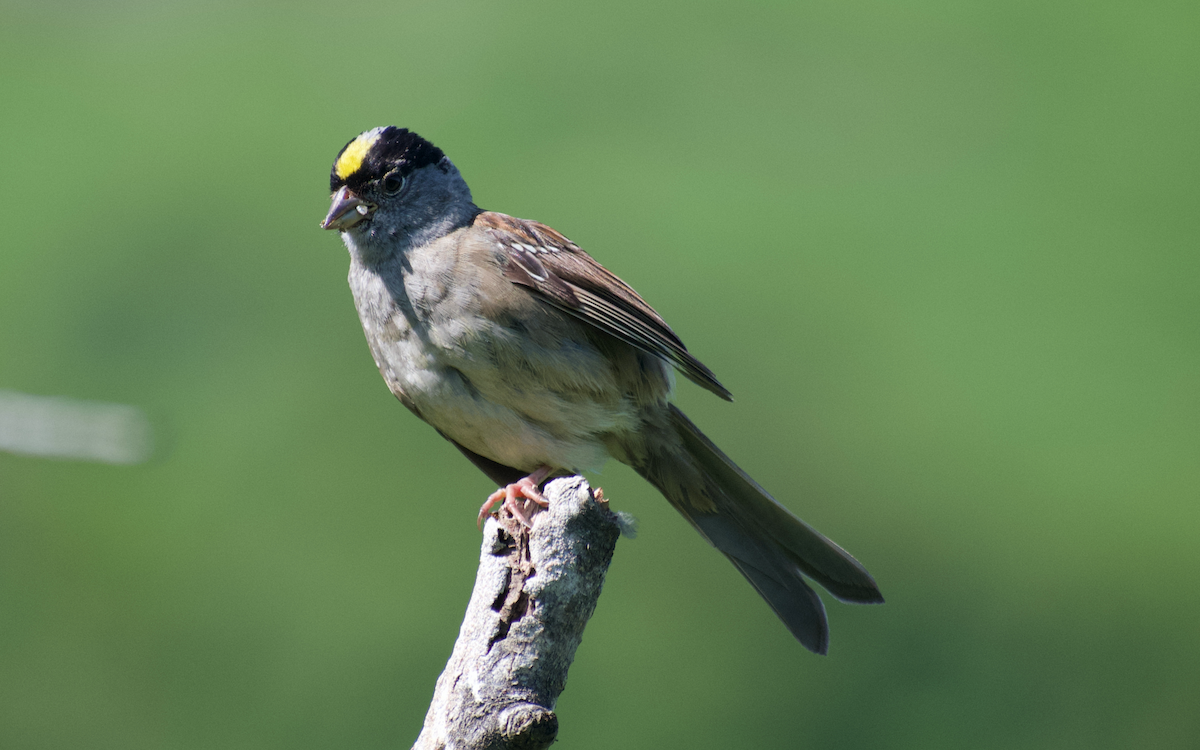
412 476 622 750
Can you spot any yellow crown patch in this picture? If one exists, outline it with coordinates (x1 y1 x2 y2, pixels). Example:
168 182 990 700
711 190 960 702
335 127 385 181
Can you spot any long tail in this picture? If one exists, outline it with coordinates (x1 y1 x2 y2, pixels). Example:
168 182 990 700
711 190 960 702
628 404 883 654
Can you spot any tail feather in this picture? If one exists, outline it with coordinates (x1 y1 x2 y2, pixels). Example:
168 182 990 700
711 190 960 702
727 556 830 654
630 404 883 653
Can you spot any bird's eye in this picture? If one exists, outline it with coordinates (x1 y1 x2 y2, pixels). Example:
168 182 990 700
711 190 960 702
382 171 406 195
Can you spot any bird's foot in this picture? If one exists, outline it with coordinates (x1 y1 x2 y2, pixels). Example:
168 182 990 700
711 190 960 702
477 466 553 528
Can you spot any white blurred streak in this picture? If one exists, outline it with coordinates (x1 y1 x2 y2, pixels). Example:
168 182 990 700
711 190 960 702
0 390 153 464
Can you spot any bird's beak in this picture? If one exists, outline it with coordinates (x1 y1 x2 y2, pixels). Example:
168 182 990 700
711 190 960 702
321 186 376 230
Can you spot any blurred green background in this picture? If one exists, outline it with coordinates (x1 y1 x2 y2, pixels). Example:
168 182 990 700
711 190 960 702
2 0 1197 747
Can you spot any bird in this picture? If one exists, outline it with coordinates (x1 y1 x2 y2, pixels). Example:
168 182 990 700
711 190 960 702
320 126 883 654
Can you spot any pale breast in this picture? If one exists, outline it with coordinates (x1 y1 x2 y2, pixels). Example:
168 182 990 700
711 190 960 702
346 232 658 474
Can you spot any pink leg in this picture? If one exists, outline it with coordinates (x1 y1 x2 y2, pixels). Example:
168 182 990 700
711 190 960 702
477 466 554 528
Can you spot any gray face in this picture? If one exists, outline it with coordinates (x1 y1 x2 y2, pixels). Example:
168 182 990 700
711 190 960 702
322 160 477 264
345 161 476 257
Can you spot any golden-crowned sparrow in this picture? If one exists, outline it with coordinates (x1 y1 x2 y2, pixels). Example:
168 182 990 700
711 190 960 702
321 126 882 653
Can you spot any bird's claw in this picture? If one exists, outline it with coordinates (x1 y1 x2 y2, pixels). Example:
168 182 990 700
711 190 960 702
477 467 553 528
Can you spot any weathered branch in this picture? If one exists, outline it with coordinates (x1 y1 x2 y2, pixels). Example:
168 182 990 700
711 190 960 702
412 476 623 750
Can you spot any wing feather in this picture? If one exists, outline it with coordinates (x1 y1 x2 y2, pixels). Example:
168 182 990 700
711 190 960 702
476 211 732 400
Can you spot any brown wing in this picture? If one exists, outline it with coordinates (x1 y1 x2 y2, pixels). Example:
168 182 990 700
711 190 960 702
476 211 732 401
